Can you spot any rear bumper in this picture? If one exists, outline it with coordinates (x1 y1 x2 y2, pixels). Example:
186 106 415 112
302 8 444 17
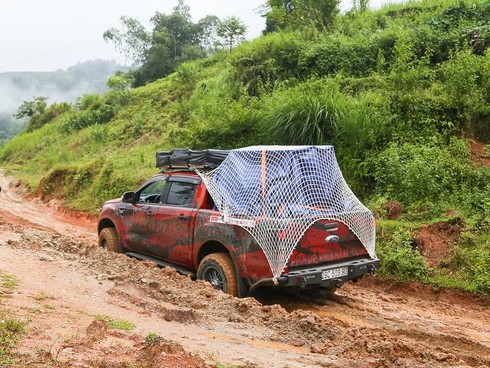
272 257 380 289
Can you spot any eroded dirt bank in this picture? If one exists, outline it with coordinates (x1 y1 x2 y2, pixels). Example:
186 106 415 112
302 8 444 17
0 172 489 367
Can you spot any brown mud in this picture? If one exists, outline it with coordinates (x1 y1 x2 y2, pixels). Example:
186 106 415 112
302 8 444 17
0 171 489 367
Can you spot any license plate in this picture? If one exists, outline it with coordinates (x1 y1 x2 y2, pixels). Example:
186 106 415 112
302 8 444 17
321 267 348 280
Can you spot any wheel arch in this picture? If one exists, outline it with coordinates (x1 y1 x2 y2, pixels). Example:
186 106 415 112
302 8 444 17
196 241 230 266
98 218 116 235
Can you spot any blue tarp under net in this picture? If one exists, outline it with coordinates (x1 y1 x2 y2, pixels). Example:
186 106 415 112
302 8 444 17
211 146 352 219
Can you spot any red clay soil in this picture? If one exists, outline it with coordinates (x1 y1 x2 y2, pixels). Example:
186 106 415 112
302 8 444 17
413 219 464 268
469 138 490 168
0 170 489 368
383 200 404 220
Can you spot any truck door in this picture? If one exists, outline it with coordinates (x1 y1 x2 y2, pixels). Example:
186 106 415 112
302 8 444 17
122 178 166 253
153 176 199 266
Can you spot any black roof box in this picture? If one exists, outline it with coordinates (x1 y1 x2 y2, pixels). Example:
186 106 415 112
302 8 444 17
156 149 230 170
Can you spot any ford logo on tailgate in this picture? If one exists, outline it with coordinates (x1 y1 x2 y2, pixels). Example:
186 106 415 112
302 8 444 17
325 235 340 243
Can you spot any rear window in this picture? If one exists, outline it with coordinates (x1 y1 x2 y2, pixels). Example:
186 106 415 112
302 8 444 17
166 182 195 206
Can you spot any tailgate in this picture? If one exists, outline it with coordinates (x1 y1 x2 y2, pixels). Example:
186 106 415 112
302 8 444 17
288 219 368 268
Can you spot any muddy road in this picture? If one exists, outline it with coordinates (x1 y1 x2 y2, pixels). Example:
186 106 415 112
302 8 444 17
0 171 489 367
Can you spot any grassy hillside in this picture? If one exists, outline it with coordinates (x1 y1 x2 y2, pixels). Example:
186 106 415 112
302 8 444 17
1 0 489 295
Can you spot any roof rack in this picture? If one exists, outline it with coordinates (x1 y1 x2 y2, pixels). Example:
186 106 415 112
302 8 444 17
156 149 230 171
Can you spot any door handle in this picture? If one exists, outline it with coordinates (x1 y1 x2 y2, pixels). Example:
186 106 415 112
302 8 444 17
178 214 190 220
139 206 154 217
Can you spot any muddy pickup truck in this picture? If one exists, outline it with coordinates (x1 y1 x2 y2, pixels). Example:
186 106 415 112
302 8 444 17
97 146 380 297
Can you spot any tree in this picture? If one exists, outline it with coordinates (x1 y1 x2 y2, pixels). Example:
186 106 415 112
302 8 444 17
196 15 220 53
14 96 47 120
262 0 339 33
353 0 370 12
0 113 23 144
103 16 151 64
150 6 199 62
216 17 247 52
104 1 221 86
106 71 131 91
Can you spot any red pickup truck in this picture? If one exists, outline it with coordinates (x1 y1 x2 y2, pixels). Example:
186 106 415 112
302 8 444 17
98 148 380 297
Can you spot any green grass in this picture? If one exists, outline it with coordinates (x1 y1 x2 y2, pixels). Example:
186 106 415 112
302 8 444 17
375 222 430 283
145 332 162 345
95 314 136 331
206 352 238 368
0 313 26 365
108 319 136 331
0 272 19 292
33 292 53 301
376 218 490 297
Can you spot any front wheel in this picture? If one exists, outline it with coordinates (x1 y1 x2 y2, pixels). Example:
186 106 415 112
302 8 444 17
98 227 121 253
197 253 238 296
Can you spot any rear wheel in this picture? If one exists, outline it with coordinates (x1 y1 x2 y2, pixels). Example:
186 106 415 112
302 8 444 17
98 227 121 253
197 253 238 296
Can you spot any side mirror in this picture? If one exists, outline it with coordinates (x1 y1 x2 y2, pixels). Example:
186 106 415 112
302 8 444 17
122 191 135 203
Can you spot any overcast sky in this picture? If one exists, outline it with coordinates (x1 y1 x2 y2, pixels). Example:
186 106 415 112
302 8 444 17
0 0 391 73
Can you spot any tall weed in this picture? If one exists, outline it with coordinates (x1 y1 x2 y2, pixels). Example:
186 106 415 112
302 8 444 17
261 80 345 145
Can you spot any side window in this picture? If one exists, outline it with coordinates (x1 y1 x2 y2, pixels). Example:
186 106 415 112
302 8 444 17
138 180 166 204
165 182 196 206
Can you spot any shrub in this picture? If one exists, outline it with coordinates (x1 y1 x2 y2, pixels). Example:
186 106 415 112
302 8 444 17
60 91 131 134
75 94 103 110
28 102 71 131
61 110 100 133
298 34 393 78
439 48 490 141
176 62 199 85
452 227 490 296
376 227 429 282
230 31 307 96
183 98 260 149
373 139 472 208
88 124 110 143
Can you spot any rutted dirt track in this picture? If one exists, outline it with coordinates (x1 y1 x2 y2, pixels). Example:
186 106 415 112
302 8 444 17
0 172 489 367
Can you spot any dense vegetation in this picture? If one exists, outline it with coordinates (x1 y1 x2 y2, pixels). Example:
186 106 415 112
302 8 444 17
1 0 489 296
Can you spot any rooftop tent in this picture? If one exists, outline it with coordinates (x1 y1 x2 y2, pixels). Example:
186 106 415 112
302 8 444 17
197 146 375 280
156 149 230 170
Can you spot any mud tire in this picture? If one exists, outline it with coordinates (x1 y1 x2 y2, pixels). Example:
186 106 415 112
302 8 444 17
197 253 238 297
98 227 121 253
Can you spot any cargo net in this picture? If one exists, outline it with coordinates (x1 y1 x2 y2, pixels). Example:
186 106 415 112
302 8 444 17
197 146 375 281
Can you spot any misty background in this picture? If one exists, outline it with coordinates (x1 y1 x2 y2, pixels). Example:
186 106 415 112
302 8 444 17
0 0 267 142
0 60 129 143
